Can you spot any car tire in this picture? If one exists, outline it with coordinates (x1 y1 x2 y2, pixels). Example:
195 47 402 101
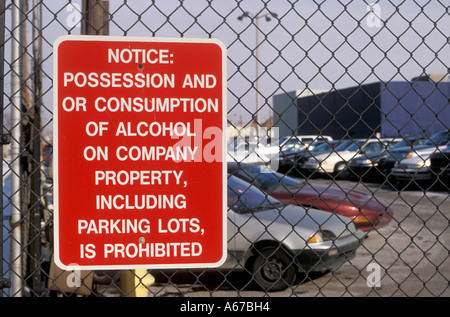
334 162 349 179
250 246 296 291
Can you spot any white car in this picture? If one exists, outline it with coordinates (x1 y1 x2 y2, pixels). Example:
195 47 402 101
277 135 333 153
227 142 275 166
228 135 333 167
223 175 365 291
301 138 390 176
260 135 333 157
390 154 433 182
390 141 450 183
381 130 450 179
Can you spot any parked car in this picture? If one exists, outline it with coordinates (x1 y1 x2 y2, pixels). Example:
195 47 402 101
277 135 333 153
228 162 393 232
377 135 435 175
261 135 333 159
429 145 450 184
345 138 402 180
277 140 336 172
228 142 274 166
224 175 365 291
236 135 333 169
390 155 433 184
387 130 450 183
301 138 392 178
390 143 450 184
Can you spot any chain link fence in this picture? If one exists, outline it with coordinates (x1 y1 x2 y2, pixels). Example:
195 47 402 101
1 0 449 297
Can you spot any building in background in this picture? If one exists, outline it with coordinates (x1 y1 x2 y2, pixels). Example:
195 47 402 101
272 89 327 138
273 76 450 139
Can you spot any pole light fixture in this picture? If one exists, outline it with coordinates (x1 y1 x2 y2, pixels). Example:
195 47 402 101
237 10 278 131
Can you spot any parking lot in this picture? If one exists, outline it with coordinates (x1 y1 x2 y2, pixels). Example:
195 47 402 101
145 176 450 297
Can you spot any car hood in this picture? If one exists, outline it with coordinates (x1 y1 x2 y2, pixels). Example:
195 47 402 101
390 145 448 163
409 145 439 155
269 183 391 218
313 150 357 160
310 152 331 160
257 204 355 235
271 183 371 206
389 145 436 158
395 154 431 165
231 204 358 249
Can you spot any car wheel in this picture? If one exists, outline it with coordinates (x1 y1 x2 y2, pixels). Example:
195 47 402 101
250 246 296 291
334 162 349 179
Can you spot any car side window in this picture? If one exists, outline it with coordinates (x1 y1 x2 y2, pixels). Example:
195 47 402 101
363 142 382 154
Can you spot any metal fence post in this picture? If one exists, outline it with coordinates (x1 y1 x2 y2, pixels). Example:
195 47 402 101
10 0 22 297
26 0 43 296
0 0 11 297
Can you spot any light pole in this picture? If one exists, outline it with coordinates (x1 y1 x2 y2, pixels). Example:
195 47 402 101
237 10 278 132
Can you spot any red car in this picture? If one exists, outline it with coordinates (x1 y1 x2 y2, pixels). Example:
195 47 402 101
228 162 393 232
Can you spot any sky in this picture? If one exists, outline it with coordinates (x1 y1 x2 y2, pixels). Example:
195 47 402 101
3 0 449 131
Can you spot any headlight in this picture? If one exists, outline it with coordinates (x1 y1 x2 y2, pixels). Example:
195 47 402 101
307 230 335 243
307 231 323 243
396 159 430 170
417 159 431 168
360 158 373 165
406 160 430 169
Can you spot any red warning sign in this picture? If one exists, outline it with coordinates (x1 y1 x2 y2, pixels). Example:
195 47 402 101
53 35 227 270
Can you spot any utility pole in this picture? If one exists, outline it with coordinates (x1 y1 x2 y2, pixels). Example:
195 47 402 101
81 0 109 35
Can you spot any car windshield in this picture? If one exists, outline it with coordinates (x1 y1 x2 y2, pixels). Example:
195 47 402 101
277 136 289 145
389 137 427 150
346 140 367 152
334 139 359 151
227 175 283 213
231 164 302 190
422 131 450 146
281 138 311 151
311 140 338 153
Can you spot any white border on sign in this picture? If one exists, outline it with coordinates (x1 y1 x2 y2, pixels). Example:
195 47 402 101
53 35 228 271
